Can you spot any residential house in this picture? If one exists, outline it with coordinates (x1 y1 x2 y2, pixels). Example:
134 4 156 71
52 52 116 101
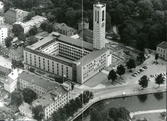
19 102 33 118
0 65 11 84
18 71 71 120
4 8 29 24
54 23 76 36
156 41 167 60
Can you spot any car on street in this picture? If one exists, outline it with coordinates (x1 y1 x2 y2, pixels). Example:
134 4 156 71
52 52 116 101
131 74 136 77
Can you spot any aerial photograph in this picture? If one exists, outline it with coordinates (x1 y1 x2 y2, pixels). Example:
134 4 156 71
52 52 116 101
0 0 166 121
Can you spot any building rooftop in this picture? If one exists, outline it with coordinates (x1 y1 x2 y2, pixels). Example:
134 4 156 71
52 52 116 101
19 102 32 114
28 32 93 51
57 33 93 51
19 71 59 91
157 41 167 49
27 33 55 50
94 2 105 7
32 85 68 107
0 65 11 76
77 48 109 66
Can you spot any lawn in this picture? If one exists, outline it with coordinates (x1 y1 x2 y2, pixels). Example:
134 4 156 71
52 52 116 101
132 112 166 121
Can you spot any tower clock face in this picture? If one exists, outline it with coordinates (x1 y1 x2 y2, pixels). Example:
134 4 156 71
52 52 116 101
102 22 105 27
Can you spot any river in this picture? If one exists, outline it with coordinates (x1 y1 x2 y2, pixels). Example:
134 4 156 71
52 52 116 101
74 92 166 121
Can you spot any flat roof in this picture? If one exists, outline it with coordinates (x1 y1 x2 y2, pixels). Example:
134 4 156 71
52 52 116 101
77 48 109 66
94 2 105 7
57 34 93 51
54 55 73 63
27 33 55 50
19 71 59 91
32 86 68 107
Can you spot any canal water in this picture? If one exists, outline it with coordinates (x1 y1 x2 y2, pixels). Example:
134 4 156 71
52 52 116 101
75 92 166 121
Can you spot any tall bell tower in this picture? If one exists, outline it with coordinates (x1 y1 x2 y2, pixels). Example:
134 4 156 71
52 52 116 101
93 2 106 50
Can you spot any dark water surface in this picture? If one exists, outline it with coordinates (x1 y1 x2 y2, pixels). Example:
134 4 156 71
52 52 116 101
75 92 166 121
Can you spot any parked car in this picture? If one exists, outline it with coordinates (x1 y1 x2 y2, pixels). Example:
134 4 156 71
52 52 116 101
131 74 136 77
139 69 144 72
143 66 147 69
150 75 154 78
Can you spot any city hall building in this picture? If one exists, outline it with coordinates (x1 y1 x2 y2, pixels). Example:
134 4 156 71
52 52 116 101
24 2 112 84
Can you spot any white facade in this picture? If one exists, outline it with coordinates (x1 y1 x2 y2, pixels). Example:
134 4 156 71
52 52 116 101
93 2 106 50
0 27 8 47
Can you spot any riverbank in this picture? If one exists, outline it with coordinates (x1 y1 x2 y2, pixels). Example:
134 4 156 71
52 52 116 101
69 86 166 121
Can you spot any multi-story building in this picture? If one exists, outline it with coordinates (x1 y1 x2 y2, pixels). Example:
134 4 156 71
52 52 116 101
0 27 8 47
14 15 47 34
93 2 106 50
4 8 29 24
24 2 112 84
156 41 167 60
18 71 71 120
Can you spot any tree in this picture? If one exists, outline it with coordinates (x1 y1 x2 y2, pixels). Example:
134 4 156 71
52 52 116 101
11 60 24 69
22 88 37 104
12 24 24 37
126 59 136 72
155 53 159 63
138 75 149 89
136 52 146 64
155 74 165 87
10 91 23 106
90 108 103 121
136 33 148 51
5 36 13 48
32 105 44 121
29 26 38 36
137 94 148 102
154 92 163 100
26 36 38 46
116 65 126 78
108 70 117 82
18 32 26 41
25 11 36 21
75 97 82 108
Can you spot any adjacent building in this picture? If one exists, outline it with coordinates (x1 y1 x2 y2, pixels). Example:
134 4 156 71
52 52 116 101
0 16 5 25
19 102 33 118
78 18 89 31
54 23 76 36
14 15 47 34
0 27 8 47
9 47 24 61
18 71 71 120
156 41 167 60
4 8 29 24
23 2 111 84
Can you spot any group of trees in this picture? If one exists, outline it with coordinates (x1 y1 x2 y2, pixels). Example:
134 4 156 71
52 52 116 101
10 88 37 107
52 90 93 121
108 64 126 82
11 60 24 69
126 59 136 72
32 105 44 121
138 74 165 89
90 107 131 121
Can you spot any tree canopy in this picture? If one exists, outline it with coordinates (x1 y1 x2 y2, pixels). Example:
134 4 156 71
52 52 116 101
22 88 37 104
12 24 24 37
108 70 117 82
126 59 136 72
10 91 23 106
32 105 44 121
155 74 165 87
5 36 13 48
138 75 149 89
116 65 126 78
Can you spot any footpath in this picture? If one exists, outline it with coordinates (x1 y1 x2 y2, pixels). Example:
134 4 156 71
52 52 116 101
68 85 166 121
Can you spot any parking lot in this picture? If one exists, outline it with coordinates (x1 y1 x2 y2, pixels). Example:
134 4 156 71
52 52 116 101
0 55 12 69
126 54 166 87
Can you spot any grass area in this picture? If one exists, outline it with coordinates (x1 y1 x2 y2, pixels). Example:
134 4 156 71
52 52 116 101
132 112 166 121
